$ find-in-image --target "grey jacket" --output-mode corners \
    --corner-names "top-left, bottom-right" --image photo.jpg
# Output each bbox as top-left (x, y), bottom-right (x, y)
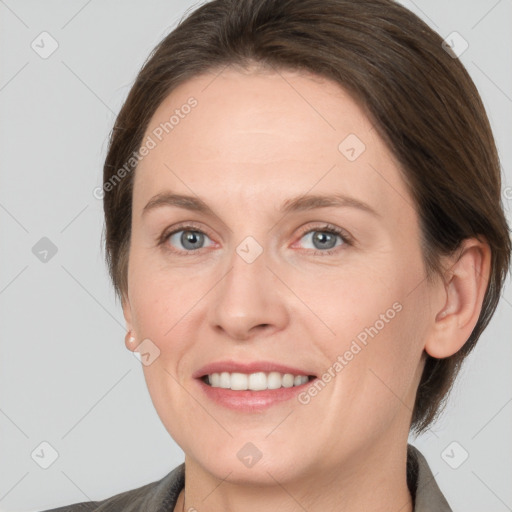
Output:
top-left (40, 444), bottom-right (452, 511)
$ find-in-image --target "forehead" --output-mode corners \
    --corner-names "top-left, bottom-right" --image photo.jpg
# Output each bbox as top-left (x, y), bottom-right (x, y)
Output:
top-left (133, 66), bottom-right (413, 222)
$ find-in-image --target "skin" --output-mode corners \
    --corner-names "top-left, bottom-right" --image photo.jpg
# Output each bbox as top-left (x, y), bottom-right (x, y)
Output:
top-left (121, 65), bottom-right (490, 512)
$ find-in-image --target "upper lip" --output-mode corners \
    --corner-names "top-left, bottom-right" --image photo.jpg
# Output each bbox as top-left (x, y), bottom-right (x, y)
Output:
top-left (193, 360), bottom-right (317, 379)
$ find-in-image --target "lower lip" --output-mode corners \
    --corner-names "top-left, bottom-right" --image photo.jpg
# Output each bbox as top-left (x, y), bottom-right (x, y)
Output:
top-left (196, 377), bottom-right (317, 412)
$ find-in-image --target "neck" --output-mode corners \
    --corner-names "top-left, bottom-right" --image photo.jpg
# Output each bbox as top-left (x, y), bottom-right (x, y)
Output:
top-left (178, 438), bottom-right (413, 512)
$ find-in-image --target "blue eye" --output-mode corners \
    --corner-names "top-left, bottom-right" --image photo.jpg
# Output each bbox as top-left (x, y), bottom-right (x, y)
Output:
top-left (164, 227), bottom-right (215, 253)
top-left (159, 223), bottom-right (352, 256)
top-left (296, 225), bottom-right (350, 255)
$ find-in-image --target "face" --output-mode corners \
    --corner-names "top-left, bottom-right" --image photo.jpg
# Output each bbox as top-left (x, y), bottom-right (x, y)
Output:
top-left (122, 65), bottom-right (437, 484)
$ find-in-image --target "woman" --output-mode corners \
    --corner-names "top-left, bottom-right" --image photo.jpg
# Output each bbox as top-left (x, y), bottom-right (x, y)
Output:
top-left (42, 0), bottom-right (511, 510)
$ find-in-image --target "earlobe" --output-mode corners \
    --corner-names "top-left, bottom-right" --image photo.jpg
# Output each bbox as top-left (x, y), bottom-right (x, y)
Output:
top-left (125, 330), bottom-right (137, 351)
top-left (425, 238), bottom-right (491, 359)
top-left (121, 293), bottom-right (136, 351)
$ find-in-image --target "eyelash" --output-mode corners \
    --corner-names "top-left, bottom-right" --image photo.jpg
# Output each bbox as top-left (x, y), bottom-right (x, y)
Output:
top-left (157, 222), bottom-right (353, 257)
top-left (294, 223), bottom-right (353, 256)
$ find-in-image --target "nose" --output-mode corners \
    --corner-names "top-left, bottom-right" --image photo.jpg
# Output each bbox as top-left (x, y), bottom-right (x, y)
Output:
top-left (208, 244), bottom-right (289, 341)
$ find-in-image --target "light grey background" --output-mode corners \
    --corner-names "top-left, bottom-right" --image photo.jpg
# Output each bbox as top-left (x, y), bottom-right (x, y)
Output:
top-left (0, 1), bottom-right (510, 511)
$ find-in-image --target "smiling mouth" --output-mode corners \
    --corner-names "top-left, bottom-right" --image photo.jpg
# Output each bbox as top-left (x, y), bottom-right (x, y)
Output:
top-left (200, 372), bottom-right (316, 391)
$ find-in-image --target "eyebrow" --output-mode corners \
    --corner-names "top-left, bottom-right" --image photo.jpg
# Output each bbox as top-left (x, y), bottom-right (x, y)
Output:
top-left (142, 191), bottom-right (379, 218)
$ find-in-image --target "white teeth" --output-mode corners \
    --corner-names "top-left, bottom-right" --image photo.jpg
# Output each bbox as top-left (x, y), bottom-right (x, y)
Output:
top-left (206, 371), bottom-right (310, 390)
top-left (249, 372), bottom-right (267, 390)
top-left (267, 371), bottom-right (283, 389)
top-left (293, 375), bottom-right (303, 386)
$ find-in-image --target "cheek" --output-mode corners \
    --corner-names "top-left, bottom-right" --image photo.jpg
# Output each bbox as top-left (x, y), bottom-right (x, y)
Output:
top-left (128, 248), bottom-right (204, 336)
top-left (363, 293), bottom-right (428, 406)
top-left (315, 261), bottom-right (427, 412)
top-left (324, 309), bottom-right (424, 449)
top-left (292, 260), bottom-right (406, 347)
top-left (140, 359), bottom-right (197, 452)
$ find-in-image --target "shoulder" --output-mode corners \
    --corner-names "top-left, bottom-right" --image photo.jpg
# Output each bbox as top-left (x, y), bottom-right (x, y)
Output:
top-left (407, 444), bottom-right (452, 512)
top-left (38, 462), bottom-right (185, 512)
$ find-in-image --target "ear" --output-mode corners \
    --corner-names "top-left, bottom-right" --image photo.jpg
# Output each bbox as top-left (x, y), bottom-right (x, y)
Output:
top-left (121, 293), bottom-right (136, 352)
top-left (425, 237), bottom-right (491, 358)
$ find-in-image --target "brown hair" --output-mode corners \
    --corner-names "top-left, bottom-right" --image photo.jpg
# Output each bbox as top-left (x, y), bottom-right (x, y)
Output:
top-left (102, 0), bottom-right (511, 434)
